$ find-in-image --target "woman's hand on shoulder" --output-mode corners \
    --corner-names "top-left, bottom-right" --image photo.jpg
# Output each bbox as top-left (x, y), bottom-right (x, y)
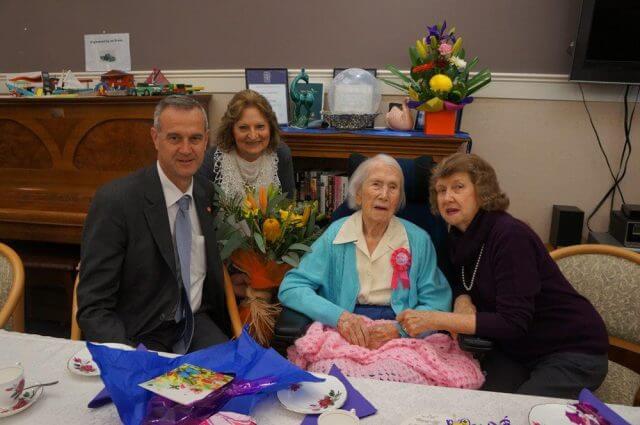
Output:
top-left (367, 322), bottom-right (400, 350)
top-left (397, 309), bottom-right (434, 337)
top-left (337, 311), bottom-right (370, 348)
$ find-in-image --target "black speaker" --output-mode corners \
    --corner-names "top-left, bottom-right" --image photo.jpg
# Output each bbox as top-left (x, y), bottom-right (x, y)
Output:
top-left (549, 205), bottom-right (584, 248)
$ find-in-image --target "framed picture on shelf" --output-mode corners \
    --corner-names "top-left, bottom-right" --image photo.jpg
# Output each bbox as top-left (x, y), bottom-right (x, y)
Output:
top-left (245, 68), bottom-right (289, 125)
top-left (332, 68), bottom-right (377, 78)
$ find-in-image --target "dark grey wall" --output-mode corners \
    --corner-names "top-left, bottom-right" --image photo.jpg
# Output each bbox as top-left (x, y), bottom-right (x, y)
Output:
top-left (1, 0), bottom-right (581, 74)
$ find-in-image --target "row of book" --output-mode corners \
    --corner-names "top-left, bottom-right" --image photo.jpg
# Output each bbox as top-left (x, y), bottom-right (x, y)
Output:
top-left (294, 171), bottom-right (350, 215)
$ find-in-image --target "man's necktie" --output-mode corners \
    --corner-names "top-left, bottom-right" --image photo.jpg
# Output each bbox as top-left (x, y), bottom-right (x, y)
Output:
top-left (173, 194), bottom-right (194, 354)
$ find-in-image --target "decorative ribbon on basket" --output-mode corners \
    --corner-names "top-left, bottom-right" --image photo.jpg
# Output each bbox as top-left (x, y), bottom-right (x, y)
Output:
top-left (230, 249), bottom-right (292, 346)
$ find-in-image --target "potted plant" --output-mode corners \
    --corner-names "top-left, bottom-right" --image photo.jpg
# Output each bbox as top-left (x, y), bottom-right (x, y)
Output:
top-left (381, 21), bottom-right (491, 135)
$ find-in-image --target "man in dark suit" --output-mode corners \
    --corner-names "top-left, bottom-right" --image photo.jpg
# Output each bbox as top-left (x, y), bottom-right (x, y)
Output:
top-left (77, 95), bottom-right (230, 353)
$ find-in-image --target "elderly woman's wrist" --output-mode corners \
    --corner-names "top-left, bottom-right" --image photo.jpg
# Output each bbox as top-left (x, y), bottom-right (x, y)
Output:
top-left (337, 311), bottom-right (353, 327)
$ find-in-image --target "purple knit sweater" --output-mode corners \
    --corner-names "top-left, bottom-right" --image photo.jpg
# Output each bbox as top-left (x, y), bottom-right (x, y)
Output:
top-left (449, 211), bottom-right (608, 363)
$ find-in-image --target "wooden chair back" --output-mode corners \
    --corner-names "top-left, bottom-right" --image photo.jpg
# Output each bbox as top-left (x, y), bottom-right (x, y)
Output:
top-left (0, 243), bottom-right (25, 332)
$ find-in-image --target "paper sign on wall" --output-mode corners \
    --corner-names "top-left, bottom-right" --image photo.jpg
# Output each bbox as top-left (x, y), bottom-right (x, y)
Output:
top-left (84, 33), bottom-right (131, 72)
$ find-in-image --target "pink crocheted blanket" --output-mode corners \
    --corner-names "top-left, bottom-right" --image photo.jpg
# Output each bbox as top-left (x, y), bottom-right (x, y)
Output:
top-left (288, 320), bottom-right (485, 389)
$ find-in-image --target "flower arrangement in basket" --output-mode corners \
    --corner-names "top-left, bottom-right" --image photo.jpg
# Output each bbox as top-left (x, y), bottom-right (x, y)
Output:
top-left (381, 21), bottom-right (491, 134)
top-left (214, 184), bottom-right (322, 345)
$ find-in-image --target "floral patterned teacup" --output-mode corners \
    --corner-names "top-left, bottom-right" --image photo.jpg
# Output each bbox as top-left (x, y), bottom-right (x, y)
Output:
top-left (0, 364), bottom-right (25, 409)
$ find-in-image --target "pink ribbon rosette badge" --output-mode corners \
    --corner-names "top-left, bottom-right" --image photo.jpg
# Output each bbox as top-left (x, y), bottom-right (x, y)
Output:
top-left (390, 248), bottom-right (411, 290)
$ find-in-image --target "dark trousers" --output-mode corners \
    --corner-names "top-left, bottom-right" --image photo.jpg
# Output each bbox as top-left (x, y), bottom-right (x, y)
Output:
top-left (137, 311), bottom-right (228, 353)
top-left (481, 349), bottom-right (608, 399)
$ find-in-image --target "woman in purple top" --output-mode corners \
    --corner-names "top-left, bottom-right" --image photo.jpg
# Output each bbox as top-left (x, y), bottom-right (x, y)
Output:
top-left (398, 153), bottom-right (608, 398)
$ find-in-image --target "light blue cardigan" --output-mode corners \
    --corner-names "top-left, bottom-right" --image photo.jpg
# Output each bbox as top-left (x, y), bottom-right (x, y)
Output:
top-left (278, 216), bottom-right (452, 328)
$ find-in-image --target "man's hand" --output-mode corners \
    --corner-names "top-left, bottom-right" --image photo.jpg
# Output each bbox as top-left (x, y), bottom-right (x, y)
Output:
top-left (397, 309), bottom-right (434, 337)
top-left (368, 323), bottom-right (400, 350)
top-left (337, 312), bottom-right (370, 347)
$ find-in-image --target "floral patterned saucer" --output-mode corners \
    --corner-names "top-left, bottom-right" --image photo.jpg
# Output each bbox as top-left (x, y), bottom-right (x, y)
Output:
top-left (67, 343), bottom-right (134, 377)
top-left (276, 373), bottom-right (347, 415)
top-left (0, 385), bottom-right (43, 418)
top-left (67, 347), bottom-right (100, 377)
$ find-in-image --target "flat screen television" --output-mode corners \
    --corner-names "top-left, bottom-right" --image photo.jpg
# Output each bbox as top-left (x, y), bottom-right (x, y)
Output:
top-left (570, 0), bottom-right (640, 84)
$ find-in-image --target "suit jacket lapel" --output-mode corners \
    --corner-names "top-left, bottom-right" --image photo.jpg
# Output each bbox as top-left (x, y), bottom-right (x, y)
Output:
top-left (143, 165), bottom-right (177, 278)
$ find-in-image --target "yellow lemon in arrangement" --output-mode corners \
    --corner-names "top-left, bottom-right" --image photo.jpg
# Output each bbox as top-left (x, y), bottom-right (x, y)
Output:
top-left (429, 74), bottom-right (453, 93)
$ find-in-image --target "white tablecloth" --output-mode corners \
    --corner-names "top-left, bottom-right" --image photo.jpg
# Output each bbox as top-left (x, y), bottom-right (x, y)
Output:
top-left (2, 330), bottom-right (639, 424)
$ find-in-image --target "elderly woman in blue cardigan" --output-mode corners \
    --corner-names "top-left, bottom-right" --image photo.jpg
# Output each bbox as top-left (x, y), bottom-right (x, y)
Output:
top-left (278, 154), bottom-right (452, 349)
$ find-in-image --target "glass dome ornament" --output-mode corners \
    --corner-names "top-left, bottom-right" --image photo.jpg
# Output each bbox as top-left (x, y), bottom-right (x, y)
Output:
top-left (323, 68), bottom-right (381, 129)
top-left (328, 68), bottom-right (381, 114)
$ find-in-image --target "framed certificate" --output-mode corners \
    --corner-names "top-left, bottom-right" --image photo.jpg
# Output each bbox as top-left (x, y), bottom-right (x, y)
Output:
top-left (245, 68), bottom-right (290, 125)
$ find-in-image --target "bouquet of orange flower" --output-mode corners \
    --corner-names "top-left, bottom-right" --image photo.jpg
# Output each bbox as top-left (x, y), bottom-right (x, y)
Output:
top-left (214, 184), bottom-right (322, 345)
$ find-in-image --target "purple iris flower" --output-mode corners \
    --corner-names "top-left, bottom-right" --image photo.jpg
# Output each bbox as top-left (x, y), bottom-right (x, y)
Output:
top-left (426, 21), bottom-right (457, 44)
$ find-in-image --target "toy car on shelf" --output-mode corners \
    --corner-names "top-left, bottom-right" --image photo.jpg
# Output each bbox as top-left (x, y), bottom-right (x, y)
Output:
top-left (129, 82), bottom-right (204, 96)
top-left (130, 83), bottom-right (164, 96)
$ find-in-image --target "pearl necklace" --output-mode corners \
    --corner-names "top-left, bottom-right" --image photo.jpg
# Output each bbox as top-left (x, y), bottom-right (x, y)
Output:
top-left (461, 244), bottom-right (484, 291)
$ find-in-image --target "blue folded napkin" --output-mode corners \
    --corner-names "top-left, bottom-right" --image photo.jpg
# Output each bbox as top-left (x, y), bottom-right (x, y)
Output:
top-left (578, 389), bottom-right (632, 425)
top-left (88, 343), bottom-right (147, 408)
top-left (301, 365), bottom-right (377, 425)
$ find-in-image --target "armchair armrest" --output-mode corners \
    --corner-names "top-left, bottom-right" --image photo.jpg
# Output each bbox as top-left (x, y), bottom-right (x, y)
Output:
top-left (458, 333), bottom-right (493, 354)
top-left (272, 307), bottom-right (313, 356)
top-left (609, 335), bottom-right (640, 375)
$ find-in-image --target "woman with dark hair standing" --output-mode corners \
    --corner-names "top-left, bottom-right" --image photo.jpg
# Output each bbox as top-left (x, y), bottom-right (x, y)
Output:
top-left (398, 153), bottom-right (608, 398)
top-left (198, 89), bottom-right (295, 199)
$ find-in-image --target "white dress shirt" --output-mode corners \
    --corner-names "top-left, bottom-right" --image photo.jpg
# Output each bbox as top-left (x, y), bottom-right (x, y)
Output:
top-left (333, 210), bottom-right (410, 305)
top-left (157, 162), bottom-right (206, 312)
